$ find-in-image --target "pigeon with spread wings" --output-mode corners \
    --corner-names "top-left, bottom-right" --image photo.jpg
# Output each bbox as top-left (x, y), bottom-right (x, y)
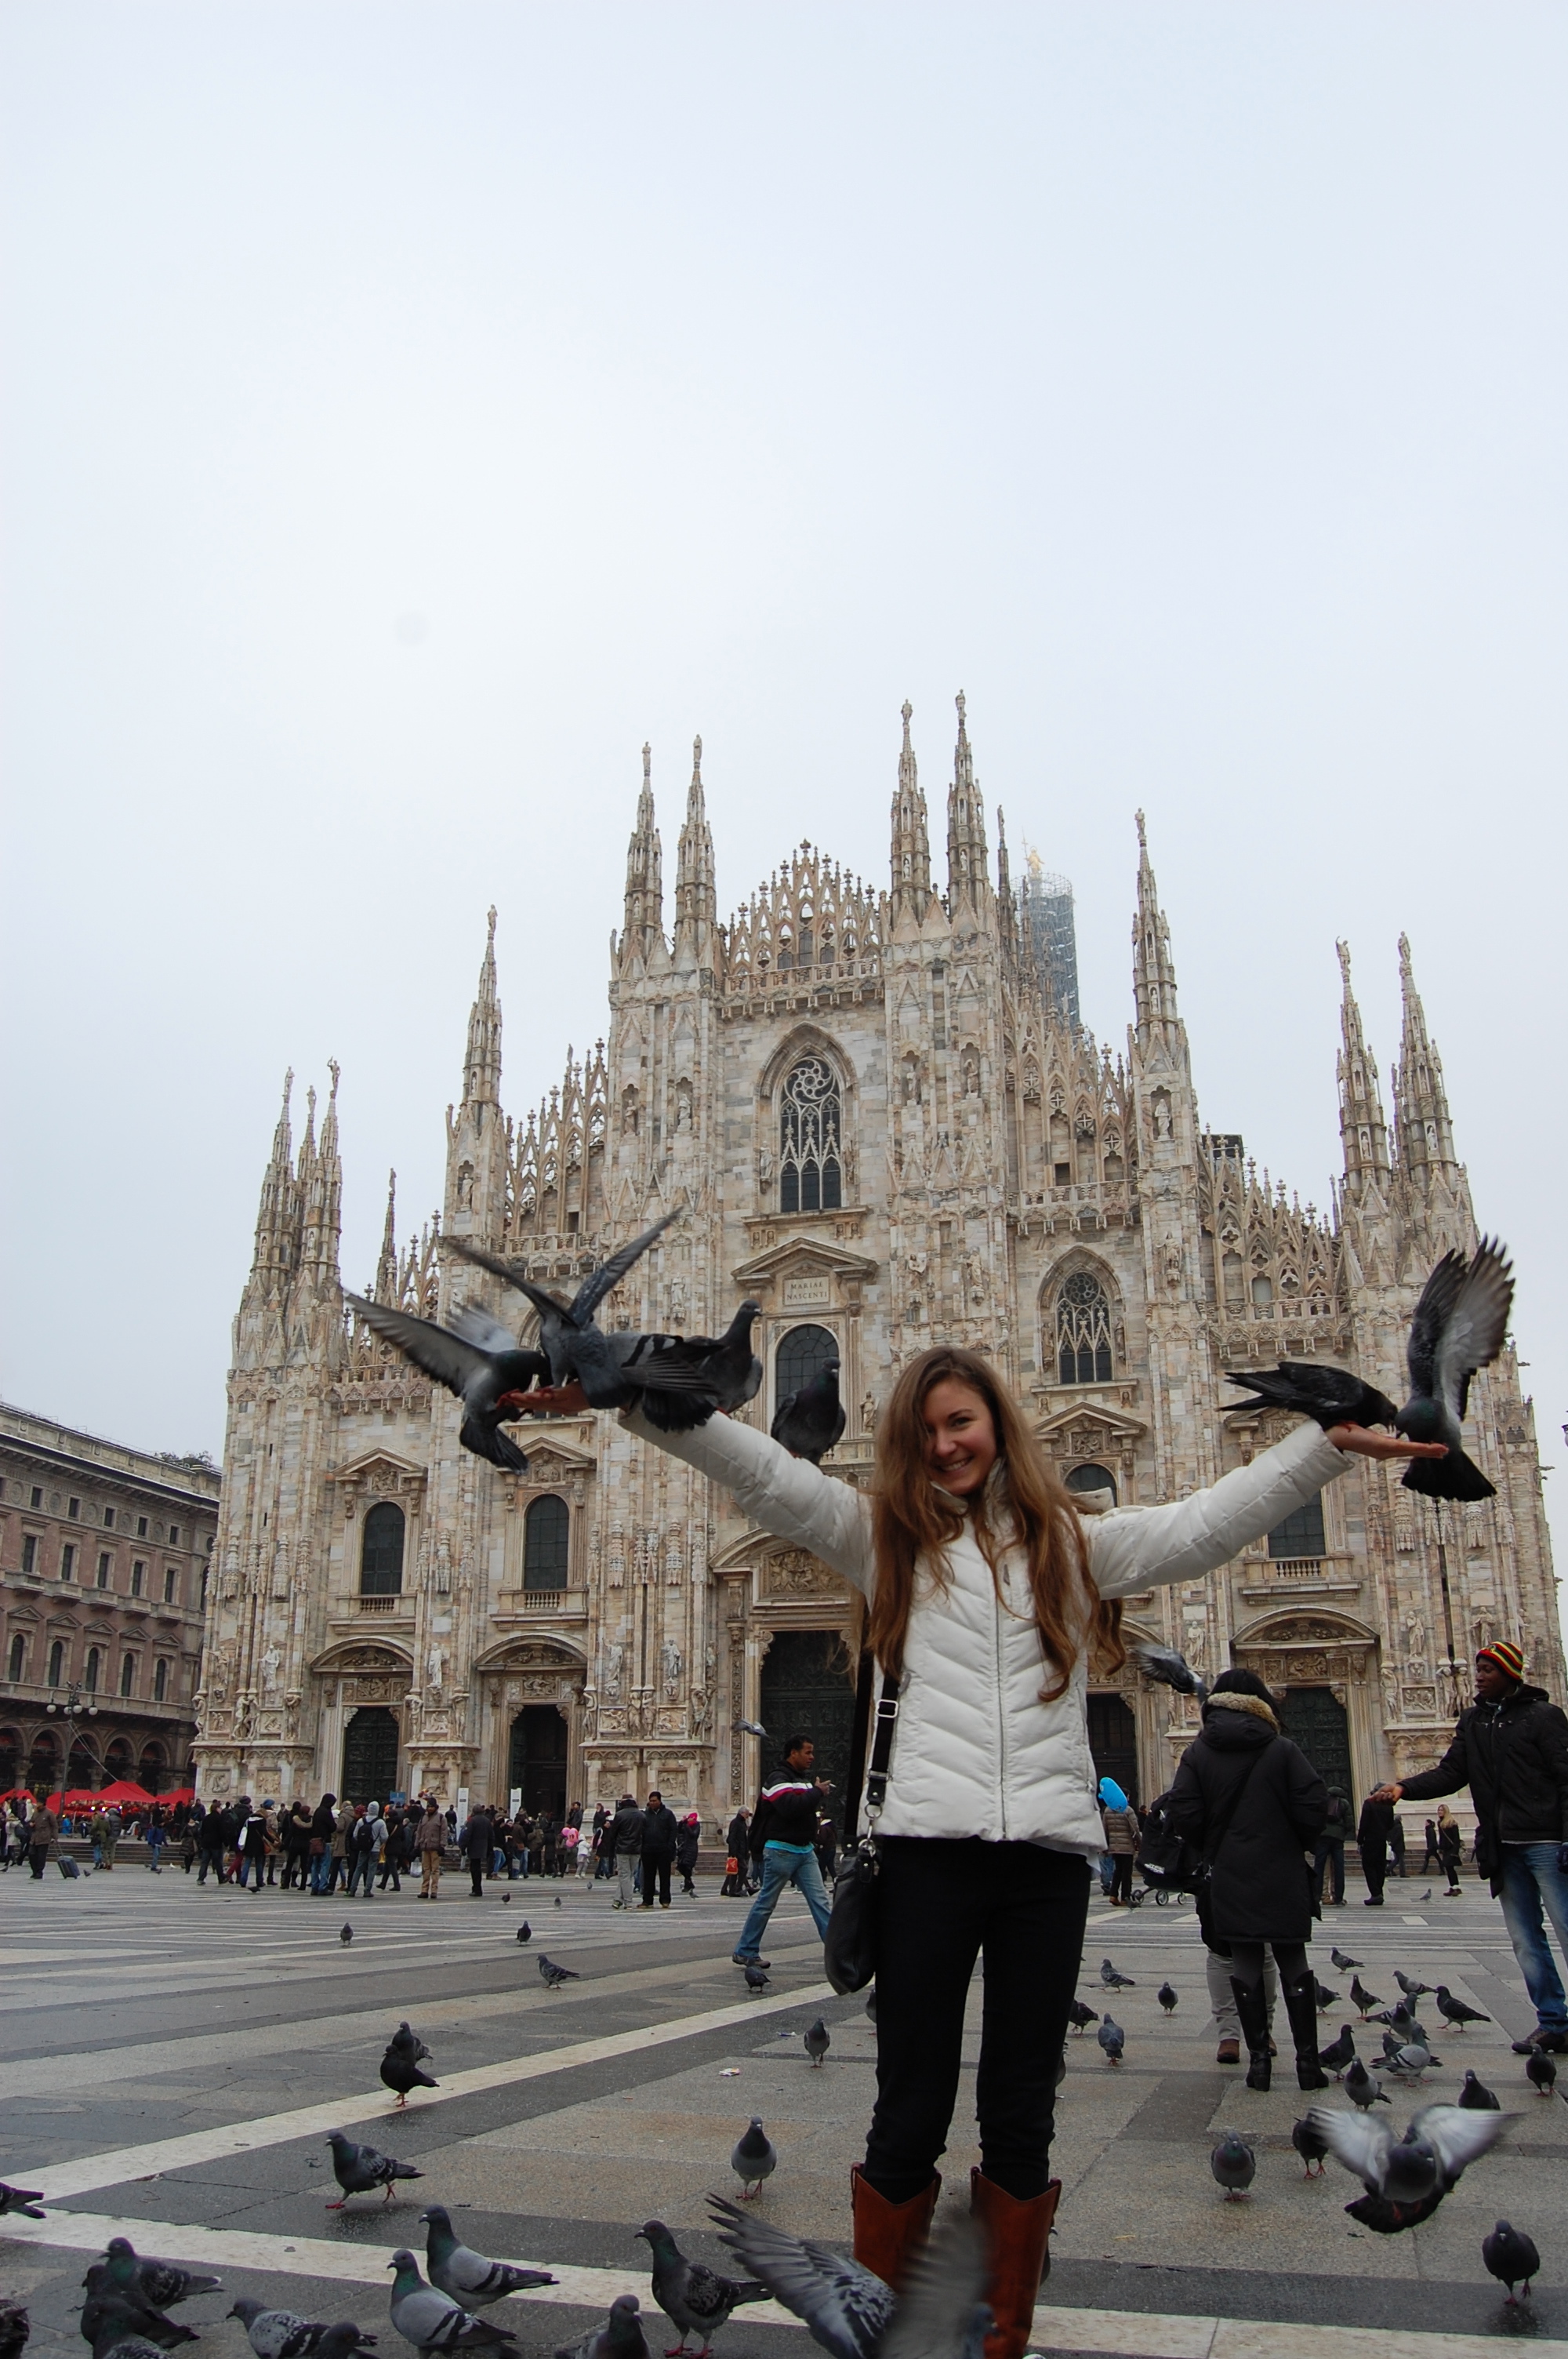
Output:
top-left (1396, 1238), bottom-right (1514, 1501)
top-left (342, 1297), bottom-right (546, 1474)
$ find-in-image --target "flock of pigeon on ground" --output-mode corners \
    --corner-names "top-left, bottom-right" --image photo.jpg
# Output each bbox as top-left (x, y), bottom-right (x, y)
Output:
top-left (347, 1212), bottom-right (1512, 1499)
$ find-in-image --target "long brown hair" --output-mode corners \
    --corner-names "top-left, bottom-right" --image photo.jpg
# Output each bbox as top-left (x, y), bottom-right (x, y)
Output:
top-left (867, 1345), bottom-right (1123, 1700)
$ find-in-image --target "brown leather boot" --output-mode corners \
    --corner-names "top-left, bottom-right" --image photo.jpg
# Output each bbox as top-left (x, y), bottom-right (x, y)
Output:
top-left (850, 2167), bottom-right (941, 2290)
top-left (970, 2169), bottom-right (1060, 2359)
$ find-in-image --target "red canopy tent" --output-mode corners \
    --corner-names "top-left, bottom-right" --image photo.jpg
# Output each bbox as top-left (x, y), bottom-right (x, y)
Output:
top-left (160, 1788), bottom-right (196, 1808)
top-left (96, 1781), bottom-right (156, 1808)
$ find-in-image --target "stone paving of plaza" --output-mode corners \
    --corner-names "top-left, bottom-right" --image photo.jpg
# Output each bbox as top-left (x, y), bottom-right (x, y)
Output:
top-left (2, 1866), bottom-right (1566, 2359)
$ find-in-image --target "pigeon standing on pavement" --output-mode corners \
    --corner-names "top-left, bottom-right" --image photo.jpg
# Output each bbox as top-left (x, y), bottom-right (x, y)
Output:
top-left (1394, 1972), bottom-right (1433, 2001)
top-left (1314, 1983), bottom-right (1339, 2012)
top-left (341, 1924), bottom-right (354, 1946)
top-left (538, 1954), bottom-right (579, 1991)
top-left (325, 2131), bottom-right (423, 2208)
top-left (1097, 2017), bottom-right (1125, 2066)
top-left (1157, 1984), bottom-right (1178, 2016)
top-left (1330, 1949), bottom-right (1364, 1973)
top-left (635, 2219), bottom-right (768, 2357)
top-left (1291, 2119), bottom-right (1329, 2177)
top-left (0, 2306), bottom-right (26, 2359)
top-left (554, 2298), bottom-right (649, 2359)
top-left (1436, 1987), bottom-right (1490, 2033)
top-left (1345, 2059), bottom-right (1392, 2110)
top-left (1224, 1365), bottom-right (1399, 1432)
top-left (804, 2020), bottom-right (830, 2068)
top-left (1525, 2049), bottom-right (1557, 2096)
top-left (88, 2244), bottom-right (222, 2311)
top-left (771, 1361), bottom-right (846, 1464)
top-left (382, 2026), bottom-right (437, 2106)
top-left (1318, 2026), bottom-right (1356, 2077)
top-left (731, 2119), bottom-right (777, 2199)
top-left (420, 2208), bottom-right (557, 2311)
top-left (228, 2303), bottom-right (378, 2359)
top-left (1482, 2223), bottom-right (1541, 2305)
top-left (80, 2288), bottom-right (194, 2353)
top-left (516, 1924), bottom-right (532, 1945)
top-left (1210, 2133), bottom-right (1257, 2199)
top-left (0, 2185), bottom-right (45, 2220)
top-left (1350, 1977), bottom-right (1381, 2018)
top-left (743, 1963), bottom-right (770, 1995)
top-left (84, 2303), bottom-right (187, 2359)
top-left (1396, 1236), bottom-right (1514, 1500)
top-left (1067, 2000), bottom-right (1098, 2034)
top-left (1459, 2070), bottom-right (1501, 2110)
top-left (1100, 1959), bottom-right (1134, 1990)
top-left (343, 1295), bottom-right (550, 1475)
top-left (387, 2255), bottom-right (518, 2354)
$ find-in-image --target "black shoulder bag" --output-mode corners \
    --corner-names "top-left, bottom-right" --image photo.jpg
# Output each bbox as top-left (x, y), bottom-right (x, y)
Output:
top-left (822, 1652), bottom-right (900, 1996)
top-left (1192, 1747), bottom-right (1267, 1941)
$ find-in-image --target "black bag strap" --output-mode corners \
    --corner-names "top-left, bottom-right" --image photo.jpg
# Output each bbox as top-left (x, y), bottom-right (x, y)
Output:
top-left (843, 1651), bottom-right (901, 1846)
top-left (1202, 1743), bottom-right (1269, 1866)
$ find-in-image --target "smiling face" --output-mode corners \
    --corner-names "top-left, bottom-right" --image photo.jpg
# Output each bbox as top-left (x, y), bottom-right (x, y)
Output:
top-left (919, 1377), bottom-right (1000, 1498)
top-left (1474, 1655), bottom-right (1516, 1704)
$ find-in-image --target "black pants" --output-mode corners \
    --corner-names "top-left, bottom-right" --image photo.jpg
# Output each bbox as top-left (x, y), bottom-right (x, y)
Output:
top-left (864, 1837), bottom-right (1089, 2205)
top-left (1362, 1837), bottom-right (1387, 1899)
top-left (640, 1852), bottom-right (673, 1906)
top-left (1313, 1837), bottom-right (1345, 1904)
top-left (1109, 1855), bottom-right (1134, 1904)
top-left (1228, 1937), bottom-right (1308, 1993)
top-left (470, 1857), bottom-right (485, 1895)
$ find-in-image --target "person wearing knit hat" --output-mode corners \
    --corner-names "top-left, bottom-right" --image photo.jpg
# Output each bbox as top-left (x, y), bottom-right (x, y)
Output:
top-left (1372, 1644), bottom-right (1568, 2055)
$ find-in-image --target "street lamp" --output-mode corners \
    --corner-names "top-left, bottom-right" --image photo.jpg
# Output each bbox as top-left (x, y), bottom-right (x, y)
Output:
top-left (45, 1683), bottom-right (98, 1719)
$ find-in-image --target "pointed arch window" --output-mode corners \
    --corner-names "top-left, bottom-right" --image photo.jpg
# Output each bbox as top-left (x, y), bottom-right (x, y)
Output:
top-left (780, 1056), bottom-right (843, 1214)
top-left (523, 1496), bottom-right (570, 1592)
top-left (360, 1503), bottom-right (405, 1597)
top-left (1055, 1270), bottom-right (1113, 1385)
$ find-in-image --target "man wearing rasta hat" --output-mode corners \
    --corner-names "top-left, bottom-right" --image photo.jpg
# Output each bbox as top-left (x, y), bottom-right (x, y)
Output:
top-left (1372, 1642), bottom-right (1568, 2054)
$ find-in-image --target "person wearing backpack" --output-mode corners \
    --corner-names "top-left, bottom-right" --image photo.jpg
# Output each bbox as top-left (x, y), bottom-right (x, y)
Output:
top-left (1168, 1667), bottom-right (1330, 2093)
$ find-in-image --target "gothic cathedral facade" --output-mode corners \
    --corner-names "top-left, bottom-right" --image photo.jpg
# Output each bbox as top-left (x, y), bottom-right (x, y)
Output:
top-left (197, 700), bottom-right (1563, 1819)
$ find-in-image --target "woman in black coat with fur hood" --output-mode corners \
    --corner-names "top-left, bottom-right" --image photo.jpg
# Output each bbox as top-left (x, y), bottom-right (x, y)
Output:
top-left (1169, 1667), bottom-right (1329, 2093)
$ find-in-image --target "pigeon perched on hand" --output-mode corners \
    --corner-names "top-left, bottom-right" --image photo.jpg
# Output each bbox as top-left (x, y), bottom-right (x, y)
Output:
top-left (771, 1361), bottom-right (846, 1464)
top-left (1350, 1977), bottom-right (1381, 2017)
top-left (554, 2298), bottom-right (649, 2359)
top-left (709, 2194), bottom-right (989, 2359)
top-left (1157, 1984), bottom-right (1178, 2016)
top-left (382, 2026), bottom-right (438, 2106)
top-left (1100, 1959), bottom-right (1134, 1989)
top-left (228, 2303), bottom-right (377, 2359)
top-left (1291, 2118), bottom-right (1328, 2177)
top-left (1210, 2132), bottom-right (1256, 2199)
top-left (1225, 1364), bottom-right (1399, 1432)
top-left (0, 2184), bottom-right (45, 2220)
top-left (1330, 1948), bottom-right (1363, 1972)
top-left (1066, 2000), bottom-right (1098, 2034)
top-left (731, 2117), bottom-right (776, 2198)
top-left (1396, 1237), bottom-right (1514, 1500)
top-left (420, 2208), bottom-right (556, 2311)
top-left (630, 1304), bottom-right (764, 1425)
top-left (325, 2130), bottom-right (423, 2208)
top-left (1097, 2016), bottom-right (1125, 2065)
top-left (1306, 2102), bottom-right (1511, 2228)
top-left (1435, 1986), bottom-right (1490, 2032)
top-left (1344, 2059), bottom-right (1391, 2110)
top-left (636, 2219), bottom-right (767, 2357)
top-left (1459, 2070), bottom-right (1501, 2110)
top-left (89, 2245), bottom-right (221, 2313)
top-left (343, 1294), bottom-right (549, 1475)
top-left (387, 2254), bottom-right (517, 2354)
top-left (804, 2020), bottom-right (830, 2068)
top-left (1482, 2222), bottom-right (1541, 2305)
top-left (537, 1954), bottom-right (579, 1990)
top-left (1134, 1645), bottom-right (1208, 1705)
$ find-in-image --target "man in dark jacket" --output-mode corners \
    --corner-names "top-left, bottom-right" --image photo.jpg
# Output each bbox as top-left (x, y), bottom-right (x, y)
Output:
top-left (722, 1808), bottom-right (750, 1897)
top-left (198, 1803), bottom-right (231, 1885)
top-left (731, 1736), bottom-right (834, 1968)
top-left (1313, 1788), bottom-right (1350, 1906)
top-left (1372, 1641), bottom-right (1568, 2053)
top-left (638, 1791), bottom-right (679, 1909)
top-left (1356, 1792), bottom-right (1397, 1907)
top-left (463, 1803), bottom-right (494, 1898)
top-left (608, 1793), bottom-right (643, 1908)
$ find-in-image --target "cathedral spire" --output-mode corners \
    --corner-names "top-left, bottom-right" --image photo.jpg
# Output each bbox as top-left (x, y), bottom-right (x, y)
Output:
top-left (888, 700), bottom-right (932, 921)
top-left (462, 908), bottom-right (503, 1107)
top-left (1335, 940), bottom-right (1391, 1202)
top-left (946, 690), bottom-right (990, 917)
top-left (376, 1168), bottom-right (398, 1303)
top-left (248, 1068), bottom-right (297, 1292)
top-left (620, 743), bottom-right (666, 965)
top-left (1131, 811), bottom-right (1185, 1060)
top-left (995, 805), bottom-right (1021, 969)
top-left (673, 732), bottom-right (716, 955)
top-left (299, 1059), bottom-right (343, 1286)
top-left (1392, 932), bottom-right (1461, 1199)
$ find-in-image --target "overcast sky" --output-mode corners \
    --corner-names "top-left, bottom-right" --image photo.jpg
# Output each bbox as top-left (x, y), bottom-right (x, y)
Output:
top-left (3, 4), bottom-right (1565, 1578)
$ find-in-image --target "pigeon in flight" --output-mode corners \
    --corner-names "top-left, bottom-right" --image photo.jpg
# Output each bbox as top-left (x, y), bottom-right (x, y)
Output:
top-left (1318, 2026), bottom-right (1356, 2077)
top-left (1157, 1984), bottom-right (1178, 2016)
top-left (0, 2184), bottom-right (45, 2220)
top-left (1290, 2118), bottom-right (1328, 2177)
top-left (554, 2299), bottom-right (650, 2359)
top-left (1097, 2016), bottom-right (1125, 2066)
top-left (382, 2026), bottom-right (437, 2106)
top-left (709, 2194), bottom-right (989, 2359)
top-left (0, 2306), bottom-right (26, 2359)
top-left (1134, 1645), bottom-right (1208, 1705)
top-left (325, 2130), bottom-right (423, 2208)
top-left (1306, 2102), bottom-right (1511, 2228)
top-left (1524, 2048), bottom-right (1557, 2096)
top-left (1066, 2000), bottom-right (1098, 2034)
top-left (1224, 1364), bottom-right (1399, 1432)
top-left (420, 2208), bottom-right (556, 2312)
top-left (771, 1361), bottom-right (846, 1464)
top-left (804, 2020), bottom-right (831, 2068)
top-left (1330, 1948), bottom-right (1363, 1972)
top-left (1396, 1238), bottom-right (1514, 1500)
top-left (1210, 2132), bottom-right (1256, 2200)
top-left (1482, 2222), bottom-right (1541, 2305)
top-left (732, 1720), bottom-right (768, 1739)
top-left (731, 2118), bottom-right (777, 2198)
top-left (1458, 2070), bottom-right (1501, 2111)
top-left (344, 1293), bottom-right (549, 1474)
top-left (1100, 1958), bottom-right (1134, 1990)
top-left (1435, 1986), bottom-right (1490, 2032)
top-left (538, 1954), bottom-right (579, 1990)
top-left (88, 2245), bottom-right (222, 2312)
top-left (635, 2219), bottom-right (768, 2357)
top-left (387, 2254), bottom-right (518, 2354)
top-left (228, 2305), bottom-right (378, 2359)
top-left (1344, 2059), bottom-right (1391, 2110)
top-left (1350, 1976), bottom-right (1381, 2017)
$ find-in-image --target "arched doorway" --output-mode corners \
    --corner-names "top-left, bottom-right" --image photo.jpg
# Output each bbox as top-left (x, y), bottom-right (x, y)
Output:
top-left (27, 1732), bottom-right (59, 1798)
top-left (758, 1630), bottom-right (855, 1808)
top-left (138, 1743), bottom-right (167, 1796)
top-left (509, 1707), bottom-right (567, 1819)
top-left (343, 1707), bottom-right (400, 1802)
top-left (1277, 1686), bottom-right (1352, 1802)
top-left (1087, 1692), bottom-right (1139, 1804)
top-left (102, 1739), bottom-right (133, 1789)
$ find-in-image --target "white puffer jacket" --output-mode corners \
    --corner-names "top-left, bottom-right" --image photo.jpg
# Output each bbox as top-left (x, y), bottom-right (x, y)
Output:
top-left (626, 1409), bottom-right (1346, 1856)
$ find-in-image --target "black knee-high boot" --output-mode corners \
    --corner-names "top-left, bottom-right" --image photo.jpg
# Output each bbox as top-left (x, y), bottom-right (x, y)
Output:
top-left (1230, 1976), bottom-right (1272, 2092)
top-left (1283, 1971), bottom-right (1329, 2089)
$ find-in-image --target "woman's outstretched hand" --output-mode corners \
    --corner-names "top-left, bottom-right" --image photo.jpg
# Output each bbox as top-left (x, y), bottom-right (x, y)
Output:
top-left (500, 1381), bottom-right (589, 1417)
top-left (1326, 1423), bottom-right (1449, 1461)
